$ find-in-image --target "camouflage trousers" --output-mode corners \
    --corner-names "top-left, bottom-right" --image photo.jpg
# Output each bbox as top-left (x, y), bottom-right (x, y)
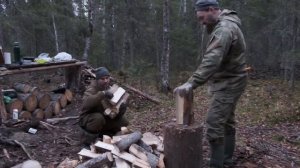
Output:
top-left (79, 112), bottom-right (129, 135)
top-left (206, 89), bottom-right (245, 142)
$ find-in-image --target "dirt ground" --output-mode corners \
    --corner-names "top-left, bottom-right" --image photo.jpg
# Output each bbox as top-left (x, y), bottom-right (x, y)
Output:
top-left (0, 71), bottom-right (300, 168)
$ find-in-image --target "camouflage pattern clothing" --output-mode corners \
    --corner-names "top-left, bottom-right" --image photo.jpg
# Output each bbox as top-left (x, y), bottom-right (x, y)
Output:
top-left (79, 80), bottom-right (128, 135)
top-left (187, 9), bottom-right (247, 141)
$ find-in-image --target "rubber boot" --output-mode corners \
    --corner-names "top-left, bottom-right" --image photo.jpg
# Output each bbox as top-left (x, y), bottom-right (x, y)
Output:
top-left (209, 138), bottom-right (225, 168)
top-left (224, 133), bottom-right (235, 167)
top-left (80, 128), bottom-right (98, 150)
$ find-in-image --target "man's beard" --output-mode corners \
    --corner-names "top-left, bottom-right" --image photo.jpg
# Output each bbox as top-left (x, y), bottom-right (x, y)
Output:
top-left (205, 16), bottom-right (218, 34)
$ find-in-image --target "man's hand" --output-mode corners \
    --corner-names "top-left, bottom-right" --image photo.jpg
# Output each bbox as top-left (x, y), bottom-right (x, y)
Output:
top-left (103, 90), bottom-right (114, 99)
top-left (173, 82), bottom-right (193, 96)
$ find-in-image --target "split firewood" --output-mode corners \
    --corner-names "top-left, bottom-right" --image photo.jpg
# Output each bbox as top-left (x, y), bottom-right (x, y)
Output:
top-left (111, 149), bottom-right (150, 168)
top-left (36, 93), bottom-right (51, 110)
top-left (18, 93), bottom-right (38, 112)
top-left (175, 87), bottom-right (193, 125)
top-left (114, 131), bottom-right (142, 152)
top-left (76, 152), bottom-right (113, 168)
top-left (78, 148), bottom-right (102, 159)
top-left (104, 93), bottom-right (130, 119)
top-left (94, 141), bottom-right (114, 151)
top-left (13, 83), bottom-right (31, 93)
top-left (103, 135), bottom-right (112, 144)
top-left (5, 98), bottom-right (23, 114)
top-left (57, 157), bottom-right (79, 168)
top-left (46, 116), bottom-right (79, 125)
top-left (115, 157), bottom-right (131, 168)
top-left (11, 160), bottom-right (42, 168)
top-left (110, 87), bottom-right (126, 105)
top-left (112, 134), bottom-right (129, 142)
top-left (121, 127), bottom-right (130, 135)
top-left (136, 140), bottom-right (153, 153)
top-left (141, 132), bottom-right (161, 147)
top-left (129, 144), bottom-right (159, 168)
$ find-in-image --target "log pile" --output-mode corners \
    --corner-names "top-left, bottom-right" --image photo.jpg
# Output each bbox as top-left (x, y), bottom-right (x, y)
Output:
top-left (2, 82), bottom-right (73, 121)
top-left (77, 130), bottom-right (165, 168)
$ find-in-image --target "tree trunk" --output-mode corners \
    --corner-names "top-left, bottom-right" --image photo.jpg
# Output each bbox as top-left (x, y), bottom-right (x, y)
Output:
top-left (82, 0), bottom-right (94, 61)
top-left (160, 0), bottom-right (170, 94)
top-left (289, 0), bottom-right (298, 90)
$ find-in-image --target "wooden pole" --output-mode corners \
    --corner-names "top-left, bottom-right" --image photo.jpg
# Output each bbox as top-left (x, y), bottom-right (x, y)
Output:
top-left (164, 123), bottom-right (203, 168)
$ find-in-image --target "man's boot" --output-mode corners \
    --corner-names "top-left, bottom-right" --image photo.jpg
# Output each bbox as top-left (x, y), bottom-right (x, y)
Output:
top-left (224, 133), bottom-right (235, 167)
top-left (80, 128), bottom-right (98, 149)
top-left (209, 138), bottom-right (225, 168)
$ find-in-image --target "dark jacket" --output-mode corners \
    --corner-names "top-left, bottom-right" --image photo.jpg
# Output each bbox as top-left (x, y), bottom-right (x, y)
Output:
top-left (188, 9), bottom-right (247, 92)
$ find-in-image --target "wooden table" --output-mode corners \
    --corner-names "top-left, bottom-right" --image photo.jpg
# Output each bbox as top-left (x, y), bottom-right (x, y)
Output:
top-left (0, 60), bottom-right (86, 121)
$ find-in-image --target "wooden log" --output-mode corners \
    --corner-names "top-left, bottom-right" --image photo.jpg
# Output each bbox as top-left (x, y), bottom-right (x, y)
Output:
top-left (163, 123), bottom-right (203, 168)
top-left (36, 93), bottom-right (51, 110)
top-left (29, 87), bottom-right (39, 96)
top-left (76, 152), bottom-right (113, 168)
top-left (19, 111), bottom-right (32, 120)
top-left (13, 83), bottom-right (31, 93)
top-left (114, 131), bottom-right (142, 152)
top-left (18, 93), bottom-right (37, 112)
top-left (77, 148), bottom-right (101, 159)
top-left (175, 86), bottom-right (193, 125)
top-left (44, 101), bottom-right (60, 118)
top-left (50, 94), bottom-right (67, 108)
top-left (94, 141), bottom-right (114, 151)
top-left (136, 140), bottom-right (153, 153)
top-left (129, 144), bottom-right (159, 168)
top-left (64, 89), bottom-right (73, 103)
top-left (5, 99), bottom-right (23, 114)
top-left (32, 109), bottom-right (44, 120)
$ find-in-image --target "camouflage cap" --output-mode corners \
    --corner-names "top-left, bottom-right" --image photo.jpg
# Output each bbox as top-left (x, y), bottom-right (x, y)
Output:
top-left (195, 0), bottom-right (219, 11)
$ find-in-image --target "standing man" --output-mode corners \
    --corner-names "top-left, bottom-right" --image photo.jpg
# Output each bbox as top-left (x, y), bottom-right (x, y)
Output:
top-left (79, 67), bottom-right (128, 146)
top-left (174, 0), bottom-right (247, 167)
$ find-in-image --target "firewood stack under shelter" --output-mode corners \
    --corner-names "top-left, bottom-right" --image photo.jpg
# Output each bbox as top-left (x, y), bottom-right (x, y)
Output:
top-left (2, 82), bottom-right (73, 121)
top-left (77, 129), bottom-right (165, 168)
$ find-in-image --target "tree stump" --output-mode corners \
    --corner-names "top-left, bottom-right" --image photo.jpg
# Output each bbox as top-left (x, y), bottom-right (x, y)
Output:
top-left (163, 123), bottom-right (203, 168)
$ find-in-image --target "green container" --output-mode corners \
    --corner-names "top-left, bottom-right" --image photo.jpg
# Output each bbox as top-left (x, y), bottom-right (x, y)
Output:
top-left (13, 42), bottom-right (21, 64)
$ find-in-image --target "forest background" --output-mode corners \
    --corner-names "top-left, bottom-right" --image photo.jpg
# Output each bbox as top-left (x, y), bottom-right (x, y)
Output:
top-left (0, 0), bottom-right (299, 90)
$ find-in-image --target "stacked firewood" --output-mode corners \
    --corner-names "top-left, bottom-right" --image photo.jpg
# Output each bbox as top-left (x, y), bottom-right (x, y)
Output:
top-left (3, 82), bottom-right (73, 120)
top-left (77, 129), bottom-right (165, 168)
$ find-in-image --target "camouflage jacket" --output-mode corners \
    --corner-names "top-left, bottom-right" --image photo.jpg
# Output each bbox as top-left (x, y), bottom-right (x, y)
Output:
top-left (188, 9), bottom-right (247, 92)
top-left (80, 80), bottom-right (107, 115)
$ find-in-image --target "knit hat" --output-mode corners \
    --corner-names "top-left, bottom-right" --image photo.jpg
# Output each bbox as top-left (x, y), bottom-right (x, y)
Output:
top-left (195, 0), bottom-right (219, 11)
top-left (95, 67), bottom-right (110, 79)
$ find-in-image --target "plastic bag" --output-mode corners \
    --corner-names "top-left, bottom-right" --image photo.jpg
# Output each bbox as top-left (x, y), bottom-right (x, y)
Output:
top-left (53, 52), bottom-right (72, 61)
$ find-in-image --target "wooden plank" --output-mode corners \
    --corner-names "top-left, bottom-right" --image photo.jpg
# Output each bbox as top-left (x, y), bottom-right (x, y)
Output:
top-left (77, 148), bottom-right (101, 159)
top-left (94, 141), bottom-right (115, 151)
top-left (110, 87), bottom-right (126, 105)
top-left (0, 61), bottom-right (86, 76)
top-left (103, 135), bottom-right (112, 144)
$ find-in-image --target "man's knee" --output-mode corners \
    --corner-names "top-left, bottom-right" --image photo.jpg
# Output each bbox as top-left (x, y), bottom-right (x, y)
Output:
top-left (80, 113), bottom-right (106, 134)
